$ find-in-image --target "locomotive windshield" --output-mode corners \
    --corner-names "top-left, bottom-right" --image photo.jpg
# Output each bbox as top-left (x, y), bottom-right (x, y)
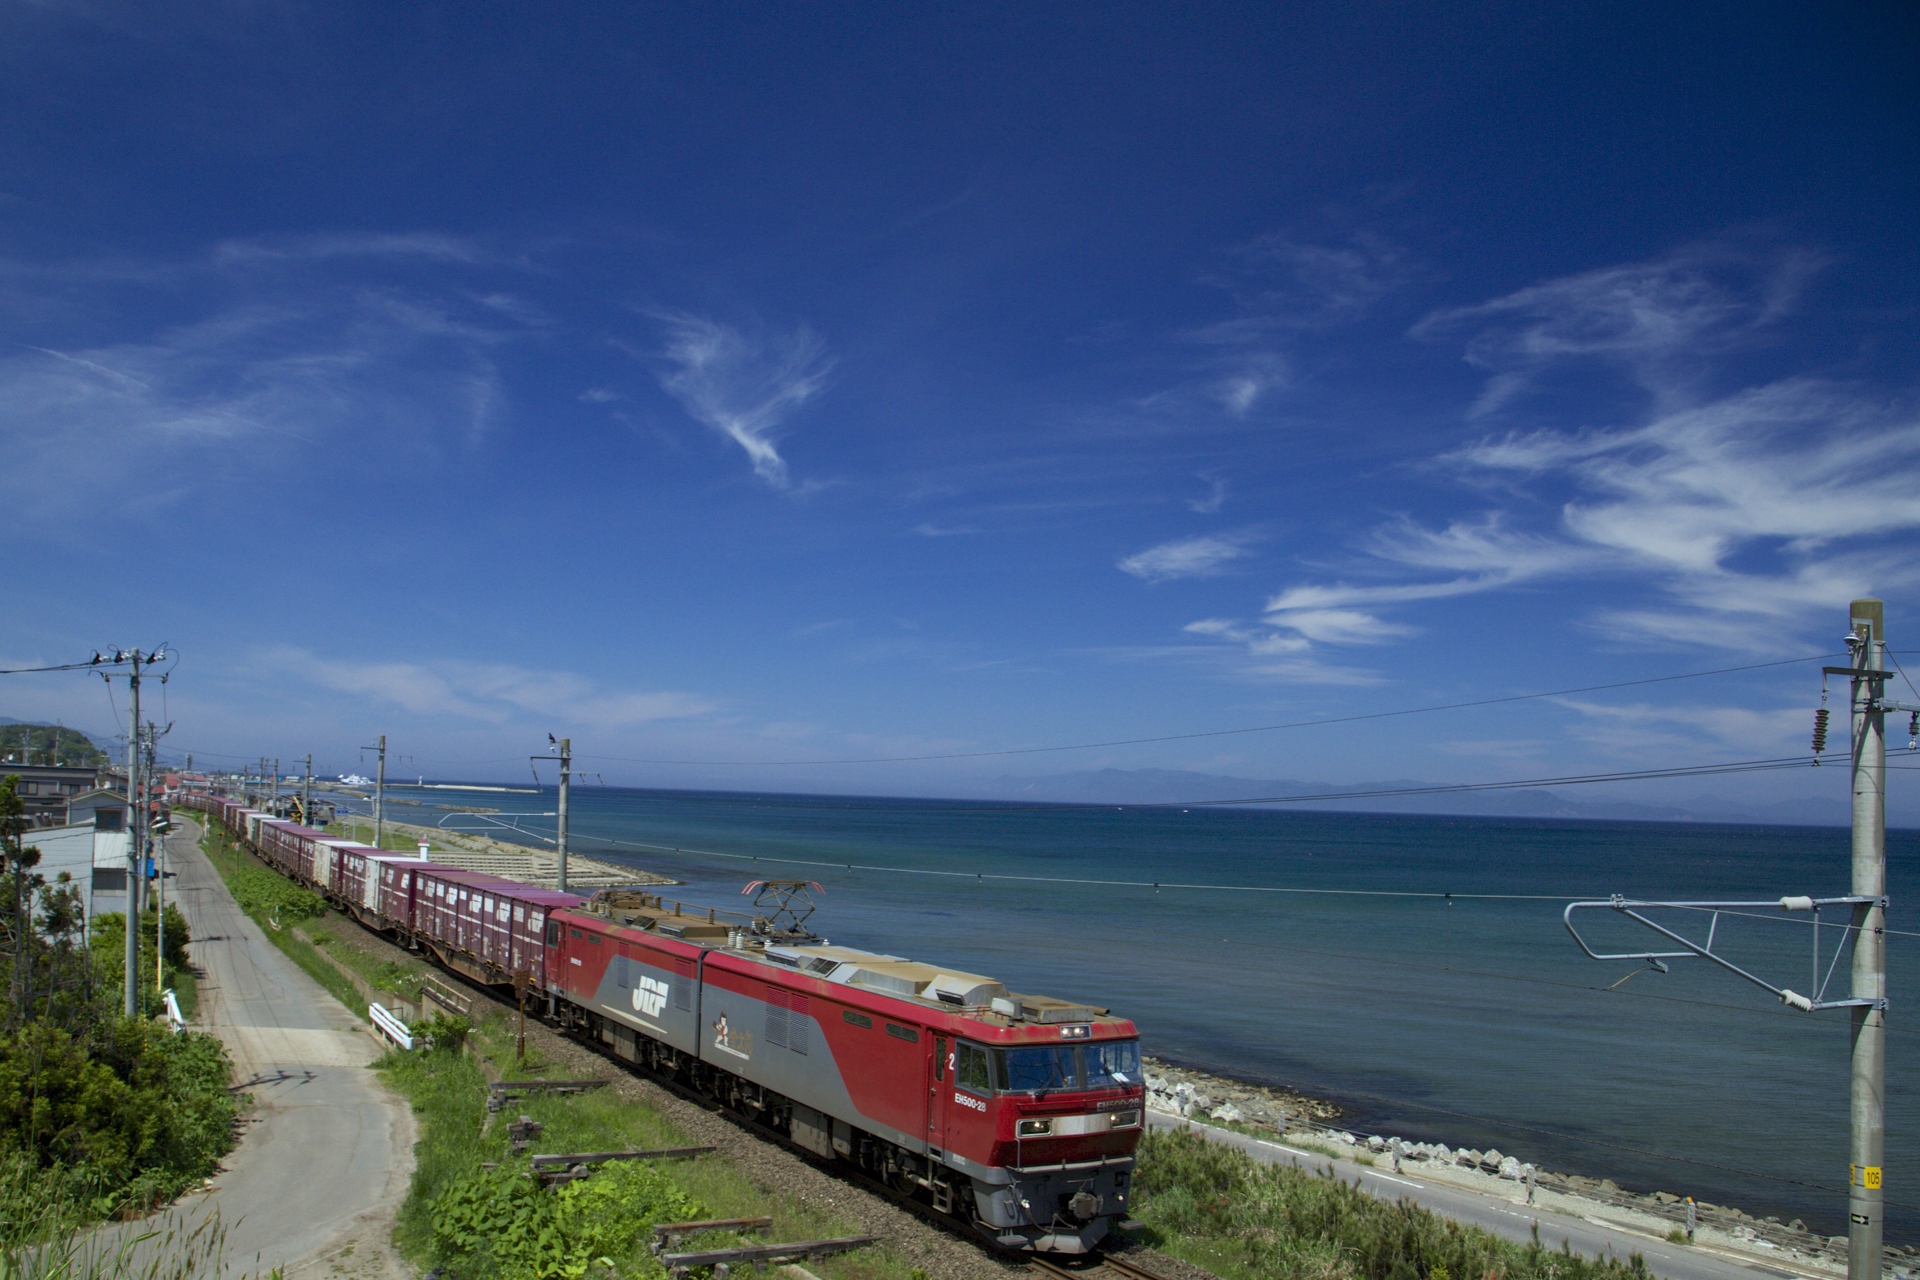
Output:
top-left (989, 1038), bottom-right (1141, 1093)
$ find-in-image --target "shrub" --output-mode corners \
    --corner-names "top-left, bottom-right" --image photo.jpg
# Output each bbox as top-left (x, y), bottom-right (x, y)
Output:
top-left (0, 1020), bottom-right (235, 1223)
top-left (409, 1013), bottom-right (471, 1054)
top-left (430, 1161), bottom-right (700, 1280)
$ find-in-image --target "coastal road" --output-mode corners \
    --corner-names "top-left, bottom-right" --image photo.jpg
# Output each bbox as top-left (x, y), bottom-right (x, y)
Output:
top-left (163, 818), bottom-right (415, 1280)
top-left (1148, 1115), bottom-right (1825, 1280)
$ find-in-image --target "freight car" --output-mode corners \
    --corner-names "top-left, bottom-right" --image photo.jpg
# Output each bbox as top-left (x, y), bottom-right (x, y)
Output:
top-left (180, 793), bottom-right (1143, 1253)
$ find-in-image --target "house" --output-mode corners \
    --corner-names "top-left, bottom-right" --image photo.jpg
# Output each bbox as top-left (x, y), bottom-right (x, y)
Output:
top-left (0, 764), bottom-right (106, 826)
top-left (19, 821), bottom-right (134, 930)
top-left (67, 788), bottom-right (129, 831)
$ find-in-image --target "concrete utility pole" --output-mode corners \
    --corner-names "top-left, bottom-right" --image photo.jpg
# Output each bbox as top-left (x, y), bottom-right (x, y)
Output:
top-left (556, 737), bottom-right (571, 894)
top-left (303, 754), bottom-right (313, 827)
top-left (123, 655), bottom-right (144, 1018)
top-left (361, 735), bottom-right (387, 849)
top-left (1846, 598), bottom-right (1887, 1280)
top-left (148, 721), bottom-right (164, 996)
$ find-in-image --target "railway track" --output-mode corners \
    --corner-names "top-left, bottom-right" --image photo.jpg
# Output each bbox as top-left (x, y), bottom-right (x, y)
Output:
top-left (1029, 1253), bottom-right (1177, 1280)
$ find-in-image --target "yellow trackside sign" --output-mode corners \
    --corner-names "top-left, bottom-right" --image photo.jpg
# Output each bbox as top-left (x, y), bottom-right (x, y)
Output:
top-left (1852, 1165), bottom-right (1883, 1190)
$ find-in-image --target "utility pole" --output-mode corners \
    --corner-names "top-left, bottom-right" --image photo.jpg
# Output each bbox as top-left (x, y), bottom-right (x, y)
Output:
top-left (148, 721), bottom-right (164, 996)
top-left (121, 652), bottom-right (148, 1018)
top-left (361, 735), bottom-right (387, 850)
top-left (1562, 599), bottom-right (1908, 1280)
top-left (303, 754), bottom-right (313, 827)
top-left (1846, 598), bottom-right (1886, 1280)
top-left (556, 737), bottom-right (570, 893)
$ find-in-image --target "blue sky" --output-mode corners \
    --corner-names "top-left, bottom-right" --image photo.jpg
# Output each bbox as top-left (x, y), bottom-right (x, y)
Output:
top-left (2, 4), bottom-right (1918, 813)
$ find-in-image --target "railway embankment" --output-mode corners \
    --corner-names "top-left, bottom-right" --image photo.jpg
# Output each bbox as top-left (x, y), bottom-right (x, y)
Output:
top-left (1141, 1060), bottom-right (1917, 1277)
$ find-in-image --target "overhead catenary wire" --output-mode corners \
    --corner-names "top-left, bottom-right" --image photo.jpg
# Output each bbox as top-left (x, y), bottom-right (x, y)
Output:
top-left (575, 652), bottom-right (1849, 768)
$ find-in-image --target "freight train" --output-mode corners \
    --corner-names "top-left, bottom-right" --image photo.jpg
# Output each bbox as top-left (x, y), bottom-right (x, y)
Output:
top-left (179, 792), bottom-right (1144, 1254)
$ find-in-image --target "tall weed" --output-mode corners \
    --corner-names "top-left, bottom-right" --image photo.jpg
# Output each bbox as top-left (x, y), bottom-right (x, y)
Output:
top-left (1135, 1129), bottom-right (1647, 1280)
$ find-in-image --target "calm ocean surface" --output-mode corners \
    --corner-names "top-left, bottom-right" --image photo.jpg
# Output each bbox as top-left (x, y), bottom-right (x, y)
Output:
top-left (382, 784), bottom-right (1917, 1239)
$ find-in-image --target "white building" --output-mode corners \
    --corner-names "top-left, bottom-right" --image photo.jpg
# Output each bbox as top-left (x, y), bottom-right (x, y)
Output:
top-left (26, 820), bottom-right (135, 930)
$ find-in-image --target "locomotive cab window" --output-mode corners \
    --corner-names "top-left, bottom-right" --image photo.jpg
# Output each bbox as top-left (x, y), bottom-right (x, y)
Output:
top-left (955, 1041), bottom-right (993, 1093)
top-left (991, 1038), bottom-right (1141, 1094)
top-left (546, 921), bottom-right (560, 944)
top-left (1085, 1038), bottom-right (1142, 1087)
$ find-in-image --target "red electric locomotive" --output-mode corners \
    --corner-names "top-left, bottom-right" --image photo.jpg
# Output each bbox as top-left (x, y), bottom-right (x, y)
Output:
top-left (548, 887), bottom-right (1143, 1253)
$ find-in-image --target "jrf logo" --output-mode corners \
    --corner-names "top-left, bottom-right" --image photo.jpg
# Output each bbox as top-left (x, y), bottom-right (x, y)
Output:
top-left (632, 975), bottom-right (670, 1018)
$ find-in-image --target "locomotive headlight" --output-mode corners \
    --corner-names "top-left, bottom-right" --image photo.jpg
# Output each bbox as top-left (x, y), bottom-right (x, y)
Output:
top-left (1109, 1110), bottom-right (1141, 1128)
top-left (1016, 1118), bottom-right (1053, 1136)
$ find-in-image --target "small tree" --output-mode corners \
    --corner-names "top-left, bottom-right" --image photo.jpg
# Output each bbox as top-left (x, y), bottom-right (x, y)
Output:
top-left (0, 777), bottom-right (44, 1031)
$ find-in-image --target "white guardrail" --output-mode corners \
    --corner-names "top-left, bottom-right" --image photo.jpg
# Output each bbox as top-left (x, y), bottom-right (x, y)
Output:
top-left (162, 988), bottom-right (185, 1033)
top-left (369, 1002), bottom-right (415, 1051)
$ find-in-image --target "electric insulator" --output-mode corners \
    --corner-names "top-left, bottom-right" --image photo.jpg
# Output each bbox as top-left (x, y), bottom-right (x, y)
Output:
top-left (1811, 707), bottom-right (1830, 755)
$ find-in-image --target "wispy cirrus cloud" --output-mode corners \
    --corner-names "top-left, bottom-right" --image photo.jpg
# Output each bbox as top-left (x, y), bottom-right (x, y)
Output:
top-left (1182, 232), bottom-right (1411, 419)
top-left (1118, 533), bottom-right (1252, 582)
top-left (1226, 240), bottom-right (1920, 654)
top-left (0, 236), bottom-right (535, 526)
top-left (269, 648), bottom-right (715, 729)
top-left (648, 313), bottom-right (832, 488)
top-left (1411, 239), bottom-right (1824, 416)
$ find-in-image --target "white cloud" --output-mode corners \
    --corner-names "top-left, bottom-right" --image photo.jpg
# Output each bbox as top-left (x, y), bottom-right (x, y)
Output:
top-left (0, 244), bottom-right (528, 525)
top-left (1119, 534), bottom-right (1251, 582)
top-left (1553, 698), bottom-right (1809, 754)
top-left (1188, 475), bottom-right (1228, 514)
top-left (1264, 608), bottom-right (1413, 645)
top-left (649, 314), bottom-right (832, 488)
top-left (1247, 242), bottom-right (1920, 652)
top-left (272, 649), bottom-right (715, 730)
top-left (1412, 241), bottom-right (1823, 415)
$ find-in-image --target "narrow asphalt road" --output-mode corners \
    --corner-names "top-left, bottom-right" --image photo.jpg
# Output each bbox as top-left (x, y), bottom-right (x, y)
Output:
top-left (1148, 1114), bottom-right (1826, 1280)
top-left (163, 818), bottom-right (415, 1280)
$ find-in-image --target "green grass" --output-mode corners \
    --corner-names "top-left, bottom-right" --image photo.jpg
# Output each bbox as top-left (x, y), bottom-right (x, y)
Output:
top-left (1132, 1128), bottom-right (1649, 1280)
top-left (298, 922), bottom-right (432, 1002)
top-left (377, 1012), bottom-right (919, 1280)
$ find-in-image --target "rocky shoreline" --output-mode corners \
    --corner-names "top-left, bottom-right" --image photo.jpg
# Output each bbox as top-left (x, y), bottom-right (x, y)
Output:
top-left (1143, 1058), bottom-right (1916, 1276)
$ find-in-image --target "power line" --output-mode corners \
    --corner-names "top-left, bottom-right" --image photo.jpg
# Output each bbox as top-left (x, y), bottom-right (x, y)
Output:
top-left (562, 752), bottom-right (1823, 818)
top-left (576, 652), bottom-right (1845, 768)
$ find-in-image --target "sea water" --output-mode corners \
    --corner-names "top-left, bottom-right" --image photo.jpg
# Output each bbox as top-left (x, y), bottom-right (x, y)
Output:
top-left (386, 784), bottom-right (1917, 1239)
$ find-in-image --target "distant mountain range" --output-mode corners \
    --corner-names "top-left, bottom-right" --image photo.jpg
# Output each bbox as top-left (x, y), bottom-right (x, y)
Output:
top-left (972, 767), bottom-right (1864, 828)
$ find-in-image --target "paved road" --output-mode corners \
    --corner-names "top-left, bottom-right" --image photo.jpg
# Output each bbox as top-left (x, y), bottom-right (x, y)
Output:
top-left (1147, 1114), bottom-right (1826, 1280)
top-left (163, 819), bottom-right (414, 1280)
